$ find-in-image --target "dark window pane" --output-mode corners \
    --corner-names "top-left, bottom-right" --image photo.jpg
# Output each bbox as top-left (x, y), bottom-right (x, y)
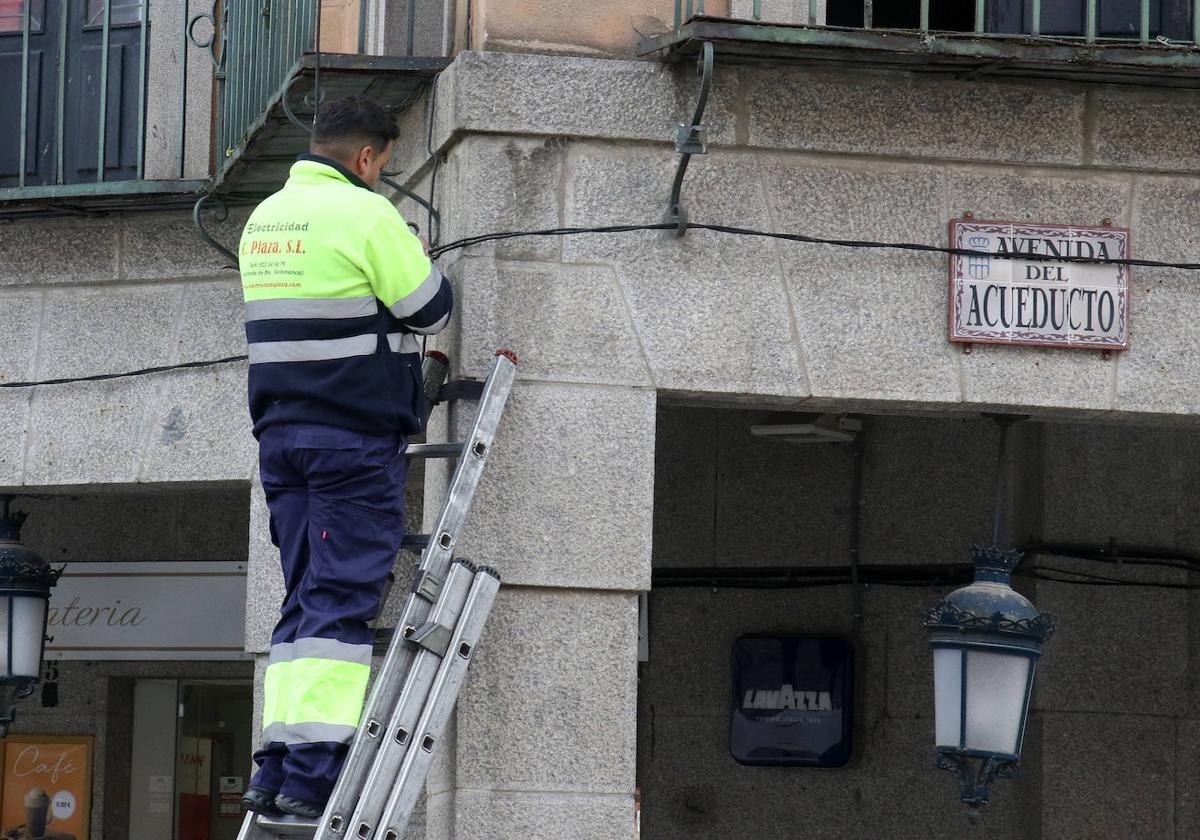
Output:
top-left (987, 0), bottom-right (1085, 34)
top-left (86, 0), bottom-right (143, 27)
top-left (990, 0), bottom-right (1191, 38)
top-left (825, 0), bottom-right (973, 31)
top-left (825, 0), bottom-right (864, 28)
top-left (0, 0), bottom-right (44, 33)
top-left (829, 0), bottom-right (1192, 38)
top-left (930, 0), bottom-right (974, 31)
top-left (871, 0), bottom-right (920, 28)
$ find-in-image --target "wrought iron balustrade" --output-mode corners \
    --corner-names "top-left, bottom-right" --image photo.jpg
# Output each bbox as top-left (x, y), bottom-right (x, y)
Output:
top-left (673, 0), bottom-right (1200, 44)
top-left (648, 0), bottom-right (1200, 87)
top-left (1, 0), bottom-right (213, 203)
top-left (2, 0), bottom-right (446, 211)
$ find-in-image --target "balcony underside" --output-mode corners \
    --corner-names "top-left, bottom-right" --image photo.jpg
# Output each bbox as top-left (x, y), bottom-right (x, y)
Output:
top-left (209, 52), bottom-right (450, 203)
top-left (640, 16), bottom-right (1200, 88)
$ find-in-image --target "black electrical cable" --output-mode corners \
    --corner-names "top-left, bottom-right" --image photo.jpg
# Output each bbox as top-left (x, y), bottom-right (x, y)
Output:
top-left (12, 217), bottom-right (1200, 390)
top-left (651, 564), bottom-right (1200, 591)
top-left (430, 221), bottom-right (1200, 270)
top-left (1022, 567), bottom-right (1200, 590)
top-left (0, 355), bottom-right (249, 389)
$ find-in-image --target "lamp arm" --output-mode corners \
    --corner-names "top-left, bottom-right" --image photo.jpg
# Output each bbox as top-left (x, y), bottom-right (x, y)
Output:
top-left (0, 682), bottom-right (36, 738)
top-left (935, 751), bottom-right (1022, 812)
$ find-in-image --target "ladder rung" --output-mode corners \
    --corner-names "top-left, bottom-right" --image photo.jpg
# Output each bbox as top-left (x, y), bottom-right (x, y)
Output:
top-left (407, 442), bottom-right (465, 459)
top-left (373, 627), bottom-right (397, 653)
top-left (400, 533), bottom-right (430, 549)
top-left (436, 379), bottom-right (484, 402)
top-left (254, 813), bottom-right (319, 836)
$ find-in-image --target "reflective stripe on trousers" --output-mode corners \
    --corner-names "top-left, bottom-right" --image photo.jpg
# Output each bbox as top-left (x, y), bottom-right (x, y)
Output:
top-left (261, 638), bottom-right (373, 746)
top-left (251, 423), bottom-right (407, 804)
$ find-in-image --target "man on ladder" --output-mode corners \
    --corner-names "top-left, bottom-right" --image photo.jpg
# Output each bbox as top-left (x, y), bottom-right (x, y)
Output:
top-left (236, 96), bottom-right (453, 820)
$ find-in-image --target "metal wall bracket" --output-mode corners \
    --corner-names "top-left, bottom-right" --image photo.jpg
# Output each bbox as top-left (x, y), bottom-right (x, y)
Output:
top-left (436, 379), bottom-right (485, 403)
top-left (667, 41), bottom-right (714, 237)
top-left (935, 750), bottom-right (1021, 816)
top-left (192, 194), bottom-right (239, 265)
top-left (380, 174), bottom-right (442, 242)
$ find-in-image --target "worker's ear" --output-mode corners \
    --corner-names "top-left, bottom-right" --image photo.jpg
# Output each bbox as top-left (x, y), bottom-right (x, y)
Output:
top-left (354, 144), bottom-right (375, 176)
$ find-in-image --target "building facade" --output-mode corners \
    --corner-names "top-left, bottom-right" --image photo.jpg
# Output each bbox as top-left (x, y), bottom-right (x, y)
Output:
top-left (4, 0), bottom-right (1200, 837)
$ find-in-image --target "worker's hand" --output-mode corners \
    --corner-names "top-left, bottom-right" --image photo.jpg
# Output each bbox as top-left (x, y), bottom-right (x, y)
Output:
top-left (419, 235), bottom-right (430, 256)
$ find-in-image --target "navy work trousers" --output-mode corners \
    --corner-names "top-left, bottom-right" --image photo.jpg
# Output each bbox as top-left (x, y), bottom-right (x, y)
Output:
top-left (252, 422), bottom-right (407, 805)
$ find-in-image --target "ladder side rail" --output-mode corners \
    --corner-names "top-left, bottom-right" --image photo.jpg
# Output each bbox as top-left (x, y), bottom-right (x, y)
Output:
top-left (339, 561), bottom-right (480, 835)
top-left (315, 562), bottom-right (478, 839)
top-left (413, 353), bottom-right (516, 584)
top-left (362, 569), bottom-right (502, 840)
top-left (312, 637), bottom-right (417, 837)
top-left (315, 353), bottom-right (516, 840)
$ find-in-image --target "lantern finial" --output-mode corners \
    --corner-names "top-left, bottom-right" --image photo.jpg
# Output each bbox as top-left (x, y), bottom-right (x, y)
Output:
top-left (969, 545), bottom-right (1022, 581)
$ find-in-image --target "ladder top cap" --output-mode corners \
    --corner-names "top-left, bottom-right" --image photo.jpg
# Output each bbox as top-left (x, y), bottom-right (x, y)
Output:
top-left (425, 350), bottom-right (450, 365)
top-left (495, 348), bottom-right (519, 364)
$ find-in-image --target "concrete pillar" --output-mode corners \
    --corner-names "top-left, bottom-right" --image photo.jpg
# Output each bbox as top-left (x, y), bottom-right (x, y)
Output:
top-left (424, 380), bottom-right (655, 839)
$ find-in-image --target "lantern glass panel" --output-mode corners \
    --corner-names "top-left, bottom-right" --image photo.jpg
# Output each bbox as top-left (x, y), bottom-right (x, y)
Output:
top-left (11, 596), bottom-right (45, 678)
top-left (964, 649), bottom-right (1032, 755)
top-left (0, 596), bottom-right (9, 676)
top-left (0, 595), bottom-right (47, 679)
top-left (932, 647), bottom-right (963, 747)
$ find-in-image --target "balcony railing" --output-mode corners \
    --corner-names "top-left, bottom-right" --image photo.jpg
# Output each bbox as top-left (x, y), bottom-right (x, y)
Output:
top-left (2, 0), bottom-right (447, 213)
top-left (675, 0), bottom-right (1200, 43)
top-left (0, 0), bottom-right (220, 208)
top-left (646, 0), bottom-right (1200, 86)
top-left (212, 0), bottom-right (317, 165)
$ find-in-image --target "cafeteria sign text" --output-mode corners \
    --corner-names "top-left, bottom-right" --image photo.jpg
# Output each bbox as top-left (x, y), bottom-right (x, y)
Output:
top-left (949, 219), bottom-right (1130, 350)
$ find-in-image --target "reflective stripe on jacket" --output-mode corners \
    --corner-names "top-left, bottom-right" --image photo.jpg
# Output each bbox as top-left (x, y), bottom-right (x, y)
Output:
top-left (238, 155), bottom-right (453, 437)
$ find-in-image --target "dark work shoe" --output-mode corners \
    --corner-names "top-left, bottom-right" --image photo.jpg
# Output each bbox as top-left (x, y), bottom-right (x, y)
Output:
top-left (242, 786), bottom-right (281, 814)
top-left (275, 794), bottom-right (325, 819)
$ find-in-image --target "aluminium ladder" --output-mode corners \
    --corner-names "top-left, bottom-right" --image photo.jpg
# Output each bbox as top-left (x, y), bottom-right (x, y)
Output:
top-left (238, 349), bottom-right (518, 840)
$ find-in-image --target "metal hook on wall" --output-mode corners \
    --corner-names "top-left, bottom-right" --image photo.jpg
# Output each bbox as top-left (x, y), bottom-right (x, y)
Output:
top-left (192, 193), bottom-right (239, 265)
top-left (666, 41), bottom-right (714, 237)
top-left (380, 175), bottom-right (442, 247)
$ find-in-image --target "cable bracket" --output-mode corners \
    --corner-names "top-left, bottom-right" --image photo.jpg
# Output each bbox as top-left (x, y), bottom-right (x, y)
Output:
top-left (192, 194), bottom-right (238, 266)
top-left (667, 41), bottom-right (714, 238)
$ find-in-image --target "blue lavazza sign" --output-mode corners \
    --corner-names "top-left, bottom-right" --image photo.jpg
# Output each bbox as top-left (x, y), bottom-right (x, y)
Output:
top-left (729, 635), bottom-right (854, 767)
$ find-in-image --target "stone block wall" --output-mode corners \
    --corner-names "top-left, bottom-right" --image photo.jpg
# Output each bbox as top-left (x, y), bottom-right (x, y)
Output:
top-left (7, 36), bottom-right (1200, 839)
top-left (0, 210), bottom-right (254, 491)
top-left (443, 0), bottom-right (709, 56)
top-left (0, 209), bottom-right (255, 840)
top-left (397, 51), bottom-right (1200, 422)
top-left (384, 49), bottom-right (1200, 838)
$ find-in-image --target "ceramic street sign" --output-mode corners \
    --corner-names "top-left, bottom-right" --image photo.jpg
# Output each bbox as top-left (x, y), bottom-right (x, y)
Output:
top-left (948, 219), bottom-right (1130, 350)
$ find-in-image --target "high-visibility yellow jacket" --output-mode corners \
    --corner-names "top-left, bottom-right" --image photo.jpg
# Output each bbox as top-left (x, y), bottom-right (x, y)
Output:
top-left (238, 155), bottom-right (452, 437)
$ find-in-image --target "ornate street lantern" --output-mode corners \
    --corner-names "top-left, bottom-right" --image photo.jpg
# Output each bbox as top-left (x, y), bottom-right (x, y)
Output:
top-left (924, 545), bottom-right (1055, 812)
top-left (0, 497), bottom-right (61, 735)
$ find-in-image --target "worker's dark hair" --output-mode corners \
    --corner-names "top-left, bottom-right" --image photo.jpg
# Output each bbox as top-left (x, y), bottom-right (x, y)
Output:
top-left (310, 97), bottom-right (399, 158)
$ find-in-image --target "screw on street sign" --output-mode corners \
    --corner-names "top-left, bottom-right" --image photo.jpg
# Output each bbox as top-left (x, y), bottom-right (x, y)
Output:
top-left (948, 219), bottom-right (1130, 350)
